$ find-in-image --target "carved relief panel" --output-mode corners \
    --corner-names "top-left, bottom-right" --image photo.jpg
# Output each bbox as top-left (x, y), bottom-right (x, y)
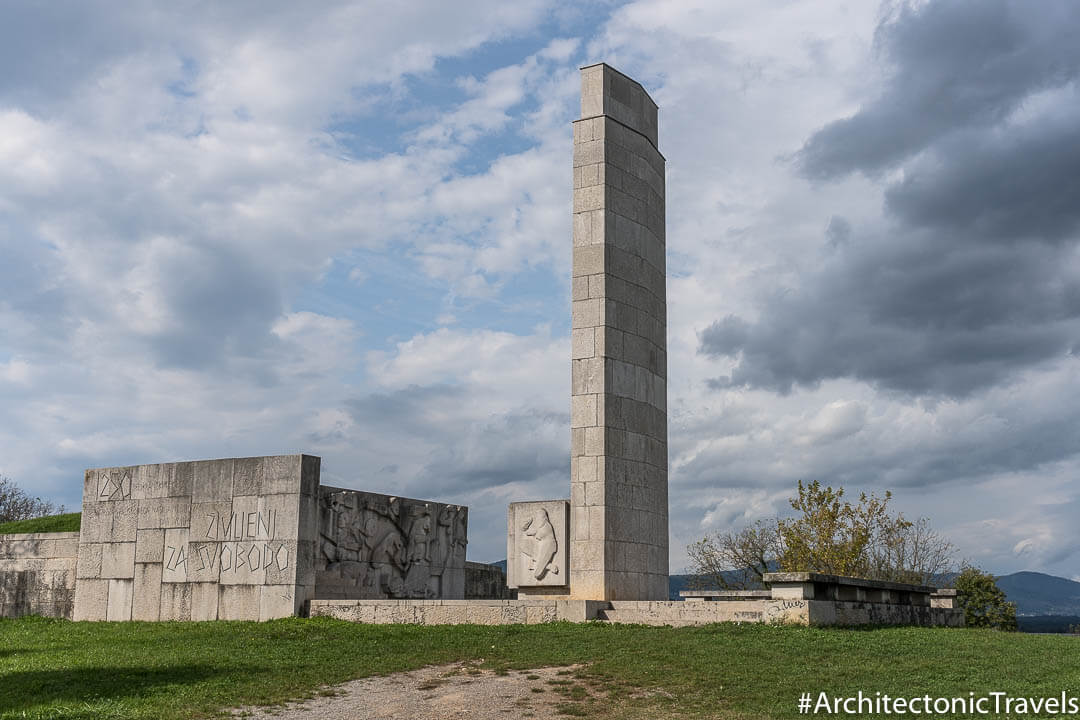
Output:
top-left (315, 486), bottom-right (467, 600)
top-left (507, 500), bottom-right (569, 588)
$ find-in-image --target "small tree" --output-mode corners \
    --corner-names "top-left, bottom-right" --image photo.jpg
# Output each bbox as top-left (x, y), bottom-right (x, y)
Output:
top-left (777, 480), bottom-right (895, 577)
top-left (687, 518), bottom-right (780, 589)
top-left (0, 475), bottom-right (64, 523)
top-left (687, 480), bottom-right (954, 587)
top-left (870, 516), bottom-right (956, 585)
top-left (954, 565), bottom-right (1018, 631)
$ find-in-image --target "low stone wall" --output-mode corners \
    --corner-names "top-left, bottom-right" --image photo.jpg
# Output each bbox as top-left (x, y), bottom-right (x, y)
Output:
top-left (0, 532), bottom-right (80, 618)
top-left (807, 600), bottom-right (962, 627)
top-left (310, 598), bottom-right (606, 624)
top-left (600, 599), bottom-right (810, 626)
top-left (310, 596), bottom-right (962, 628)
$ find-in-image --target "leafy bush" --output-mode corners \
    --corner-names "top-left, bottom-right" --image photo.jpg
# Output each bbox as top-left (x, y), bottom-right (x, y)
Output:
top-left (955, 565), bottom-right (1018, 631)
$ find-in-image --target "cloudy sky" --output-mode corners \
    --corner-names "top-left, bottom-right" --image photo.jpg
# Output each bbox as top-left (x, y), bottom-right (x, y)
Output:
top-left (2, 0), bottom-right (1078, 579)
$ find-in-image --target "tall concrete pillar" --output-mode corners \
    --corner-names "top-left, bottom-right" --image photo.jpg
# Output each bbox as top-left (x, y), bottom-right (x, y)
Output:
top-left (569, 64), bottom-right (667, 601)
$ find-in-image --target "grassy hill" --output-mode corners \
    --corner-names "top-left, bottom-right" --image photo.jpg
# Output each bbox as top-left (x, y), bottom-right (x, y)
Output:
top-left (2, 616), bottom-right (1079, 719)
top-left (0, 512), bottom-right (81, 534)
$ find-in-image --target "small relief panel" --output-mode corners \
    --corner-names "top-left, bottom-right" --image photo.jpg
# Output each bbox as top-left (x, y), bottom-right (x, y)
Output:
top-left (507, 500), bottom-right (570, 588)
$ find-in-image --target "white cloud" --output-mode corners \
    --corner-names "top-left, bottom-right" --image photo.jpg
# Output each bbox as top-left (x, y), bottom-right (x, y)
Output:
top-left (2, 0), bottom-right (1078, 579)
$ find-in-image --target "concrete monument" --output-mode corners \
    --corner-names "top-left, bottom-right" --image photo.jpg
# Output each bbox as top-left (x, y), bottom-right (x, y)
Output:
top-left (570, 63), bottom-right (668, 601)
top-left (72, 455), bottom-right (321, 621)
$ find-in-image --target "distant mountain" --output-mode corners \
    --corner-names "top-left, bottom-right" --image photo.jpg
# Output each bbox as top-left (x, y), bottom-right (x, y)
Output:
top-left (1016, 615), bottom-right (1080, 634)
top-left (998, 572), bottom-right (1080, 616)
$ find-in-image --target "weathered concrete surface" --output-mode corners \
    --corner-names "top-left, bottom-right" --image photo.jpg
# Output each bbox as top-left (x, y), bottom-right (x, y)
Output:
top-left (806, 600), bottom-right (963, 627)
top-left (312, 596), bottom-right (961, 627)
top-left (73, 455), bottom-right (320, 621)
top-left (931, 589), bottom-right (958, 608)
top-left (507, 500), bottom-right (569, 591)
top-left (0, 532), bottom-right (79, 618)
top-left (764, 572), bottom-right (935, 605)
top-left (315, 487), bottom-right (467, 600)
top-left (599, 600), bottom-right (809, 626)
top-left (309, 598), bottom-right (606, 625)
top-left (465, 561), bottom-right (514, 600)
top-left (570, 63), bottom-right (668, 601)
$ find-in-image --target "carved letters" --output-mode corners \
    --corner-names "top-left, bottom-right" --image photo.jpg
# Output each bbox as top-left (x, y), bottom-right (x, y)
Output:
top-left (98, 470), bottom-right (132, 501)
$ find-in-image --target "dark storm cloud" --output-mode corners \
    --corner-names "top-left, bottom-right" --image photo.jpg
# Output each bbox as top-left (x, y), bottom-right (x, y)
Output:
top-left (885, 113), bottom-right (1080, 244)
top-left (700, 234), bottom-right (1080, 396)
top-left (797, 0), bottom-right (1080, 179)
top-left (700, 0), bottom-right (1080, 398)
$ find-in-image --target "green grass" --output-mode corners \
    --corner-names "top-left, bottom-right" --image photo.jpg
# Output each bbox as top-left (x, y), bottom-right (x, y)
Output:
top-left (2, 618), bottom-right (1078, 719)
top-left (0, 512), bottom-right (81, 534)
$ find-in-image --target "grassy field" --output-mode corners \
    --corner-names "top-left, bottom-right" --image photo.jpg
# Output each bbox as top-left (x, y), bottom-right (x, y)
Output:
top-left (2, 617), bottom-right (1078, 719)
top-left (0, 512), bottom-right (81, 534)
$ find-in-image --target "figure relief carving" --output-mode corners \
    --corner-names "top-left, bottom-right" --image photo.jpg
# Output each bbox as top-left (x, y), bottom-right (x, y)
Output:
top-left (520, 508), bottom-right (559, 581)
top-left (316, 488), bottom-right (467, 599)
top-left (507, 500), bottom-right (568, 588)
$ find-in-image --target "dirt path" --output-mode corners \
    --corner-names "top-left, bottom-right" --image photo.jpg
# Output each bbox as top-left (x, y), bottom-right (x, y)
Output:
top-left (232, 663), bottom-right (585, 720)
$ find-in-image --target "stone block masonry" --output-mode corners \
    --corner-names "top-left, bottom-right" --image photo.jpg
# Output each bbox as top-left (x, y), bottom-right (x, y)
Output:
top-left (73, 455), bottom-right (321, 621)
top-left (571, 63), bottom-right (668, 601)
top-left (0, 532), bottom-right (79, 618)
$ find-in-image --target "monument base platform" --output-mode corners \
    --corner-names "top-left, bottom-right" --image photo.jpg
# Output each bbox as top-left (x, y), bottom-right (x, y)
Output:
top-left (309, 596), bottom-right (963, 627)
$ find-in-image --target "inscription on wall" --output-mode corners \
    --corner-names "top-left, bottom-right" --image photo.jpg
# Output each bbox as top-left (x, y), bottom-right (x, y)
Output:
top-left (204, 510), bottom-right (277, 541)
top-left (74, 454), bottom-right (320, 622)
top-left (98, 470), bottom-right (131, 501)
top-left (163, 542), bottom-right (290, 574)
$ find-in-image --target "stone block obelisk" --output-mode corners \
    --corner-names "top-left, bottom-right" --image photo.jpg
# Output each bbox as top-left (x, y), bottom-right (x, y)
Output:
top-left (570, 64), bottom-right (667, 601)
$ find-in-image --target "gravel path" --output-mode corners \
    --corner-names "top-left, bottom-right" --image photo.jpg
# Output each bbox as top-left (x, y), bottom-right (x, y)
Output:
top-left (232, 663), bottom-right (584, 720)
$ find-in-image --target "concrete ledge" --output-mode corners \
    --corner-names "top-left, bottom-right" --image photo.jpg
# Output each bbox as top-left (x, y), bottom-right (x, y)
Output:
top-left (764, 572), bottom-right (936, 594)
top-left (931, 589), bottom-right (958, 609)
top-left (309, 598), bottom-right (605, 624)
top-left (310, 597), bottom-right (962, 628)
top-left (679, 590), bottom-right (771, 601)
